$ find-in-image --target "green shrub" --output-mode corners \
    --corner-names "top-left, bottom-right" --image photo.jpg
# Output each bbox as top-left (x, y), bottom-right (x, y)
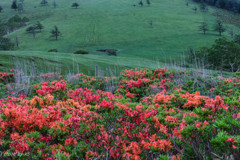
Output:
top-left (73, 49), bottom-right (89, 54)
top-left (48, 49), bottom-right (58, 52)
top-left (235, 72), bottom-right (240, 76)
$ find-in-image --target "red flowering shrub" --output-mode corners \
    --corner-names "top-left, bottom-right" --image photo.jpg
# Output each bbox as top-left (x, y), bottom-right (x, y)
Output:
top-left (0, 68), bottom-right (239, 159)
top-left (0, 71), bottom-right (14, 83)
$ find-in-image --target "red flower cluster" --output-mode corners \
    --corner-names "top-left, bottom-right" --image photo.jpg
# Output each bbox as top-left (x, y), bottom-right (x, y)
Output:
top-left (0, 68), bottom-right (239, 159)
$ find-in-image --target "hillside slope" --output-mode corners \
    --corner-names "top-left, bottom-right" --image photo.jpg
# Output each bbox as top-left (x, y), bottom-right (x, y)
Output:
top-left (0, 0), bottom-right (239, 73)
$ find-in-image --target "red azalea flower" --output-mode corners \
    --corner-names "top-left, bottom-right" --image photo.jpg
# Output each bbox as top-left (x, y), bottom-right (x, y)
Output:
top-left (196, 122), bottom-right (201, 128)
top-left (232, 144), bottom-right (237, 149)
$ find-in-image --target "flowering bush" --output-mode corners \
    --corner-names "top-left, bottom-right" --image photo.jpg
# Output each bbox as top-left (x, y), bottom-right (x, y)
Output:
top-left (0, 68), bottom-right (239, 159)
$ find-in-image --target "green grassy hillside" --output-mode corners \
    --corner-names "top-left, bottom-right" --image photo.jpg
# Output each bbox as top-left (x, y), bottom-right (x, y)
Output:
top-left (0, 51), bottom-right (167, 75)
top-left (0, 0), bottom-right (239, 73)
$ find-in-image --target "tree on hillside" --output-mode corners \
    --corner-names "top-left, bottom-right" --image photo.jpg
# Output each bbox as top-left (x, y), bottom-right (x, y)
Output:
top-left (50, 26), bottom-right (61, 40)
top-left (35, 21), bottom-right (44, 32)
top-left (40, 0), bottom-right (48, 6)
top-left (11, 1), bottom-right (18, 11)
top-left (192, 6), bottom-right (197, 13)
top-left (191, 37), bottom-right (240, 73)
top-left (214, 20), bottom-right (225, 36)
top-left (139, 1), bottom-right (143, 7)
top-left (18, 2), bottom-right (24, 13)
top-left (199, 22), bottom-right (208, 35)
top-left (199, 2), bottom-right (208, 12)
top-left (149, 20), bottom-right (153, 27)
top-left (208, 38), bottom-right (240, 73)
top-left (53, 0), bottom-right (57, 8)
top-left (72, 3), bottom-right (79, 8)
top-left (146, 0), bottom-right (151, 5)
top-left (26, 26), bottom-right (36, 38)
top-left (0, 6), bottom-right (3, 13)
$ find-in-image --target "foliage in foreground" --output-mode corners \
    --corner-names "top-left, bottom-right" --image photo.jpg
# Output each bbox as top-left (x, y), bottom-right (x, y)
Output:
top-left (0, 68), bottom-right (240, 160)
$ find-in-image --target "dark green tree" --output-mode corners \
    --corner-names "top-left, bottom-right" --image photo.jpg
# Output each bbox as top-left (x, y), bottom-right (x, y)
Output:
top-left (0, 6), bottom-right (3, 13)
top-left (26, 26), bottom-right (36, 38)
top-left (146, 0), bottom-right (151, 5)
top-left (11, 1), bottom-right (18, 11)
top-left (40, 0), bottom-right (48, 5)
top-left (199, 22), bottom-right (208, 34)
top-left (192, 37), bottom-right (240, 73)
top-left (50, 26), bottom-right (61, 40)
top-left (72, 3), bottom-right (79, 8)
top-left (18, 2), bottom-right (24, 13)
top-left (35, 21), bottom-right (44, 32)
top-left (199, 2), bottom-right (208, 12)
top-left (192, 6), bottom-right (198, 13)
top-left (53, 0), bottom-right (57, 8)
top-left (214, 20), bottom-right (225, 36)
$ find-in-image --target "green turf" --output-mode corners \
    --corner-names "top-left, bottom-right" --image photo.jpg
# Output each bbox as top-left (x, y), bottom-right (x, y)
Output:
top-left (0, 0), bottom-right (239, 73)
top-left (0, 50), bottom-right (169, 75)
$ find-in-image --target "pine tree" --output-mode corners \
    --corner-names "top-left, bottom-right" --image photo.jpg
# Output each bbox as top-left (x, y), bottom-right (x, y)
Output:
top-left (11, 1), bottom-right (18, 11)
top-left (199, 22), bottom-right (208, 35)
top-left (72, 3), bottom-right (79, 8)
top-left (53, 0), bottom-right (57, 8)
top-left (0, 6), bottom-right (3, 13)
top-left (146, 0), bottom-right (151, 5)
top-left (26, 26), bottom-right (36, 38)
top-left (35, 21), bottom-right (44, 32)
top-left (192, 6), bottom-right (197, 13)
top-left (40, 0), bottom-right (48, 6)
top-left (50, 26), bottom-right (61, 40)
top-left (214, 20), bottom-right (225, 36)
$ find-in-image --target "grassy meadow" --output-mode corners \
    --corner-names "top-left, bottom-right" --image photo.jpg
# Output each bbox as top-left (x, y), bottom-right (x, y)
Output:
top-left (0, 0), bottom-right (239, 74)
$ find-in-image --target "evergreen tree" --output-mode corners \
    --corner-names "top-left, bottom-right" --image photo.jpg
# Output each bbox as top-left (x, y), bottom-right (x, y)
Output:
top-left (0, 6), bottom-right (3, 13)
top-left (214, 20), bottom-right (225, 36)
top-left (199, 22), bottom-right (208, 34)
top-left (11, 0), bottom-right (18, 11)
top-left (53, 0), bottom-right (57, 8)
top-left (40, 0), bottom-right (48, 6)
top-left (72, 3), bottom-right (79, 8)
top-left (192, 6), bottom-right (198, 13)
top-left (35, 21), bottom-right (44, 32)
top-left (50, 26), bottom-right (61, 40)
top-left (26, 26), bottom-right (36, 38)
top-left (18, 2), bottom-right (24, 13)
top-left (146, 0), bottom-right (151, 5)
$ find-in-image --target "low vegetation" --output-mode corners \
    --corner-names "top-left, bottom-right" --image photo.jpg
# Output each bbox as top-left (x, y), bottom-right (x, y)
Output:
top-left (189, 37), bottom-right (240, 73)
top-left (73, 49), bottom-right (89, 55)
top-left (0, 68), bottom-right (239, 159)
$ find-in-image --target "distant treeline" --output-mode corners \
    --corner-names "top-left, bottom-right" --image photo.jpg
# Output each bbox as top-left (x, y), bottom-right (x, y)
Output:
top-left (192, 0), bottom-right (240, 13)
